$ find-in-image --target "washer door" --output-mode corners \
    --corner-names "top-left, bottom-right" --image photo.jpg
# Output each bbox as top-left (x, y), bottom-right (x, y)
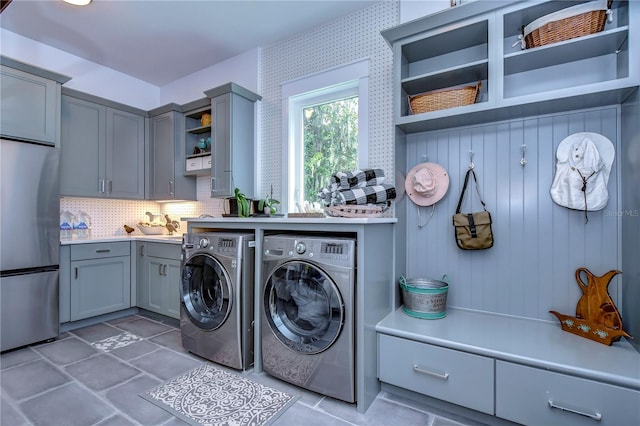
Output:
top-left (181, 253), bottom-right (232, 330)
top-left (263, 260), bottom-right (344, 354)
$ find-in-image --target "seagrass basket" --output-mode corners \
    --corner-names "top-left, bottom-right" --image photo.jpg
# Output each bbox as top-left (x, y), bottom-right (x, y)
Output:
top-left (408, 81), bottom-right (481, 114)
top-left (523, 0), bottom-right (611, 49)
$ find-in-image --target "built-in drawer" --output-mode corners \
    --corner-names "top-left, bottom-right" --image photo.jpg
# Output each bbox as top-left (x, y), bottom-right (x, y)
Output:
top-left (70, 242), bottom-right (130, 261)
top-left (378, 334), bottom-right (494, 414)
top-left (142, 241), bottom-right (181, 259)
top-left (496, 360), bottom-right (640, 426)
top-left (186, 156), bottom-right (203, 171)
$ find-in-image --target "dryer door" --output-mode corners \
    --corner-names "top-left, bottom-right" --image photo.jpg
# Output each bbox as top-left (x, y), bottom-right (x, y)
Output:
top-left (181, 253), bottom-right (232, 330)
top-left (263, 260), bottom-right (344, 354)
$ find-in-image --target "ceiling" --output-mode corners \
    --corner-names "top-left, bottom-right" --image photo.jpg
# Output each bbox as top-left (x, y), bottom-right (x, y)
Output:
top-left (0, 0), bottom-right (381, 86)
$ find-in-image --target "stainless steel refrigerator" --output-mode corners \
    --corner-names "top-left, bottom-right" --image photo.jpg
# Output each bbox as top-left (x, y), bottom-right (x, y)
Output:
top-left (1, 138), bottom-right (60, 352)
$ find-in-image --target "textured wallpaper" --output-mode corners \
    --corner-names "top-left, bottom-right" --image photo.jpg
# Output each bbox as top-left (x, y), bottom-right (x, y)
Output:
top-left (259, 1), bottom-right (399, 207)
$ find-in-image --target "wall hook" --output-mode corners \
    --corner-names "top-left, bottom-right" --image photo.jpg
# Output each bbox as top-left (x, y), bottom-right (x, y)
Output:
top-left (520, 144), bottom-right (527, 166)
top-left (468, 150), bottom-right (475, 169)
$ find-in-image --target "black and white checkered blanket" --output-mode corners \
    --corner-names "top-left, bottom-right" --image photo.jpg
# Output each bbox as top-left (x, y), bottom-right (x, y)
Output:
top-left (330, 168), bottom-right (386, 191)
top-left (317, 184), bottom-right (396, 206)
top-left (318, 168), bottom-right (396, 206)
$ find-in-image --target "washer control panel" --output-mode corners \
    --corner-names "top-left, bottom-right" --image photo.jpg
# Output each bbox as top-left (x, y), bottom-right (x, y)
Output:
top-left (263, 236), bottom-right (355, 268)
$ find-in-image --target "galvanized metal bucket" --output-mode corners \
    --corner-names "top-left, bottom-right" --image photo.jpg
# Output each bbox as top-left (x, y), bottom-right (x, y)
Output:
top-left (399, 275), bottom-right (449, 319)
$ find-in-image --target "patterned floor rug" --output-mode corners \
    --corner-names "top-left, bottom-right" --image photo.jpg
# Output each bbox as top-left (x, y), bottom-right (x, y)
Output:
top-left (140, 364), bottom-right (298, 426)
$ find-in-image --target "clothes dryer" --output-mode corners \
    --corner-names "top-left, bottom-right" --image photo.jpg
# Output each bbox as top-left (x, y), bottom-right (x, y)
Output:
top-left (181, 232), bottom-right (255, 370)
top-left (261, 234), bottom-right (356, 402)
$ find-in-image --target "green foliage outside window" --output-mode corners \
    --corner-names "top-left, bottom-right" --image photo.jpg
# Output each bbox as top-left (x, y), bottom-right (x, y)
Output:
top-left (302, 96), bottom-right (358, 202)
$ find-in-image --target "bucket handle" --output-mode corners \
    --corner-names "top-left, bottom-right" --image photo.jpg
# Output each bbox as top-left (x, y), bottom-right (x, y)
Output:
top-left (399, 275), bottom-right (449, 285)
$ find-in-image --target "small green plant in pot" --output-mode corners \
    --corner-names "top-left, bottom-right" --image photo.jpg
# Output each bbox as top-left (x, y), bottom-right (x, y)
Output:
top-left (258, 195), bottom-right (280, 215)
top-left (233, 187), bottom-right (251, 217)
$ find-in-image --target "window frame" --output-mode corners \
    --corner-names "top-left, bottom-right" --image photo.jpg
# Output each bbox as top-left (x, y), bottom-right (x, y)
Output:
top-left (281, 59), bottom-right (369, 213)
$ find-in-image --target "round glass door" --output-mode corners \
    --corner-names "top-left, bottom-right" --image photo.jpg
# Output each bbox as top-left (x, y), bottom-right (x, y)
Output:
top-left (181, 253), bottom-right (232, 330)
top-left (263, 260), bottom-right (344, 354)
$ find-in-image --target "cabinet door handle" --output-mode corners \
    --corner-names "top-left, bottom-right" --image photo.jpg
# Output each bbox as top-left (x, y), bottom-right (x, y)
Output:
top-left (108, 180), bottom-right (112, 194)
top-left (413, 364), bottom-right (449, 380)
top-left (169, 181), bottom-right (174, 195)
top-left (210, 177), bottom-right (216, 191)
top-left (74, 267), bottom-right (78, 279)
top-left (159, 264), bottom-right (164, 276)
top-left (96, 249), bottom-right (110, 253)
top-left (140, 245), bottom-right (145, 256)
top-left (162, 264), bottom-right (168, 276)
top-left (99, 179), bottom-right (105, 193)
top-left (548, 400), bottom-right (602, 421)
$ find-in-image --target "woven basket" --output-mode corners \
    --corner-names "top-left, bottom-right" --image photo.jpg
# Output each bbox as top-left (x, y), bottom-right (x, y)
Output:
top-left (408, 81), bottom-right (481, 114)
top-left (325, 203), bottom-right (389, 218)
top-left (524, 0), bottom-right (610, 49)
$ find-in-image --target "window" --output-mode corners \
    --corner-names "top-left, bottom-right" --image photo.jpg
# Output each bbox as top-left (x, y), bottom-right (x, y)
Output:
top-left (282, 60), bottom-right (369, 213)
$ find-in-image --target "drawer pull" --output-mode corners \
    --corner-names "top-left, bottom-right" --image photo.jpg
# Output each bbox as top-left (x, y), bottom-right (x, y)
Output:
top-left (96, 249), bottom-right (111, 253)
top-left (413, 364), bottom-right (449, 380)
top-left (548, 400), bottom-right (602, 421)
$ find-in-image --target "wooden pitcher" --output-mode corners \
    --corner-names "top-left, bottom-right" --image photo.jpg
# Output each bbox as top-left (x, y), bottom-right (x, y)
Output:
top-left (575, 267), bottom-right (623, 330)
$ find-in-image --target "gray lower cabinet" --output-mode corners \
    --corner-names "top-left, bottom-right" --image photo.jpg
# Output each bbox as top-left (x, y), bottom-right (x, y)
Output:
top-left (147, 108), bottom-right (196, 201)
top-left (378, 334), bottom-right (495, 414)
top-left (68, 242), bottom-right (131, 322)
top-left (61, 90), bottom-right (145, 199)
top-left (496, 361), bottom-right (640, 426)
top-left (0, 57), bottom-right (70, 145)
top-left (136, 242), bottom-right (181, 319)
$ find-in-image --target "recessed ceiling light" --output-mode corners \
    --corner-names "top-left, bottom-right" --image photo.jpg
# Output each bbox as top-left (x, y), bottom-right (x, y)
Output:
top-left (63, 0), bottom-right (92, 6)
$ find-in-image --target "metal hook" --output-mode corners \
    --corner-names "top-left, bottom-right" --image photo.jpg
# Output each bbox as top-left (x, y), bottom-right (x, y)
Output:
top-left (520, 144), bottom-right (527, 166)
top-left (468, 150), bottom-right (474, 169)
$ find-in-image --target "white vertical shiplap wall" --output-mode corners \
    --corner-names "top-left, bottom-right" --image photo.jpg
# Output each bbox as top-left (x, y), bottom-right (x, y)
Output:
top-left (404, 106), bottom-right (621, 321)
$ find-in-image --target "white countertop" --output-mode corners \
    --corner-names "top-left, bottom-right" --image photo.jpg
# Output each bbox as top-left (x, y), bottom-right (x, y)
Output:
top-left (182, 216), bottom-right (397, 224)
top-left (60, 234), bottom-right (183, 245)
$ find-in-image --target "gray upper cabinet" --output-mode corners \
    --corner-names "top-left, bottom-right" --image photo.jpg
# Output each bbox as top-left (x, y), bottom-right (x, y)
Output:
top-left (382, 0), bottom-right (639, 133)
top-left (203, 83), bottom-right (261, 198)
top-left (148, 106), bottom-right (196, 201)
top-left (61, 89), bottom-right (145, 199)
top-left (0, 56), bottom-right (70, 145)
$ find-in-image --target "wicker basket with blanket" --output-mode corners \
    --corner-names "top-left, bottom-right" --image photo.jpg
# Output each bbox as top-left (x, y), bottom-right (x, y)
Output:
top-left (520, 0), bottom-right (612, 49)
top-left (317, 168), bottom-right (396, 218)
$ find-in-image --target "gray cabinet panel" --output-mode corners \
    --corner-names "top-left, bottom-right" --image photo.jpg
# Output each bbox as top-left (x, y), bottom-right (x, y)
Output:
top-left (61, 94), bottom-right (145, 199)
top-left (378, 334), bottom-right (494, 415)
top-left (148, 110), bottom-right (196, 201)
top-left (0, 64), bottom-right (61, 144)
top-left (60, 96), bottom-right (105, 197)
top-left (496, 360), bottom-right (640, 426)
top-left (71, 241), bottom-right (130, 261)
top-left (70, 255), bottom-right (131, 321)
top-left (106, 108), bottom-right (145, 198)
top-left (136, 242), bottom-right (181, 319)
top-left (204, 84), bottom-right (260, 198)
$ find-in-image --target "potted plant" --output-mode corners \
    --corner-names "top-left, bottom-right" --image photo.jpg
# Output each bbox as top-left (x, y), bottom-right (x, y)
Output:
top-left (258, 195), bottom-right (280, 215)
top-left (227, 187), bottom-right (250, 217)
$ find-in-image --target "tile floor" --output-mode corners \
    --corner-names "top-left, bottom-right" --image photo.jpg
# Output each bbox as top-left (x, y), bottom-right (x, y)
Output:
top-left (1, 313), bottom-right (483, 426)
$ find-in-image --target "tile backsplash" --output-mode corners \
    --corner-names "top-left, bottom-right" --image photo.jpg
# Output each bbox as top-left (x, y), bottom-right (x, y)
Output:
top-left (60, 176), bottom-right (225, 238)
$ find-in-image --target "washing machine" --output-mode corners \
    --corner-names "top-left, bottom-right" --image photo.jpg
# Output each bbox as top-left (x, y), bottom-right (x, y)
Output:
top-left (180, 232), bottom-right (255, 370)
top-left (261, 234), bottom-right (356, 403)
